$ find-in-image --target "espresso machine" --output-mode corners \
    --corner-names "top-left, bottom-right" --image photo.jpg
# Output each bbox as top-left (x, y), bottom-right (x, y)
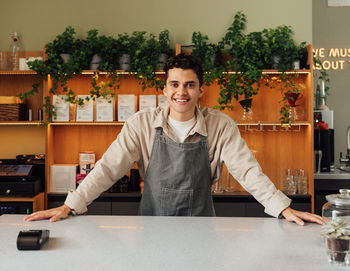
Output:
top-left (314, 110), bottom-right (335, 173)
top-left (339, 125), bottom-right (350, 172)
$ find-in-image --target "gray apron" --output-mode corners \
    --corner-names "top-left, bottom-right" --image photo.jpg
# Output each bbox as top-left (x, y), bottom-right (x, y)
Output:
top-left (139, 127), bottom-right (215, 216)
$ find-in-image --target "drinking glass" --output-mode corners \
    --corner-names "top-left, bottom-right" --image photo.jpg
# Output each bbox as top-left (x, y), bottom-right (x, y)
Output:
top-left (224, 170), bottom-right (234, 193)
top-left (296, 169), bottom-right (308, 195)
top-left (283, 169), bottom-right (297, 195)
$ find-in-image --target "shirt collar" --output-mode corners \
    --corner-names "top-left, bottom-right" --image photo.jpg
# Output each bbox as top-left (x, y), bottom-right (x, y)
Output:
top-left (152, 105), bottom-right (208, 137)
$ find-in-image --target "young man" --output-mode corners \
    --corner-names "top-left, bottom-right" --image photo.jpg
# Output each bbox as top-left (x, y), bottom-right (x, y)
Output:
top-left (25, 54), bottom-right (322, 225)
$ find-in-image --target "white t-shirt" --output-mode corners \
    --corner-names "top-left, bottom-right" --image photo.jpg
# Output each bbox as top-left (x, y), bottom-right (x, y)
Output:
top-left (168, 116), bottom-right (196, 143)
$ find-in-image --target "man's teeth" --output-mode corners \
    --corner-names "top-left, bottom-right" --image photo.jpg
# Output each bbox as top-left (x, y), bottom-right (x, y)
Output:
top-left (175, 99), bottom-right (188, 102)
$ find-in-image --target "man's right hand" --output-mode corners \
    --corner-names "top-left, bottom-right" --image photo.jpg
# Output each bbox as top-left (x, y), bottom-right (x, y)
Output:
top-left (24, 204), bottom-right (73, 222)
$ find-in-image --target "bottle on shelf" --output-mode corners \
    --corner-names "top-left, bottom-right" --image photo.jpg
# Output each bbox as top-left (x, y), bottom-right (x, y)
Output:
top-left (9, 32), bottom-right (21, 70)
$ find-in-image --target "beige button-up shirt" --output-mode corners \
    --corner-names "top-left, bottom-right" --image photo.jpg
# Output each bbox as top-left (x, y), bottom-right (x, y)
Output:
top-left (65, 105), bottom-right (291, 217)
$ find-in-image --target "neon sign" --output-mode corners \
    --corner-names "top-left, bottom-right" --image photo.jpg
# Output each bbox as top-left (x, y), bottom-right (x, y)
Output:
top-left (313, 48), bottom-right (350, 70)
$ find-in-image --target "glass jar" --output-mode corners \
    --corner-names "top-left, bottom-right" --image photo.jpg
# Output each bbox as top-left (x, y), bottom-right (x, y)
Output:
top-left (322, 189), bottom-right (350, 265)
top-left (322, 189), bottom-right (350, 225)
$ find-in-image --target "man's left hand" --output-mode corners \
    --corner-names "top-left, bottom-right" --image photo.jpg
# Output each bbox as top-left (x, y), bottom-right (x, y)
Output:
top-left (281, 207), bottom-right (322, 226)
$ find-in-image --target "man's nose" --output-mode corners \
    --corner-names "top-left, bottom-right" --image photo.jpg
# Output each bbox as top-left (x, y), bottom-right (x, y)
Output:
top-left (177, 84), bottom-right (187, 95)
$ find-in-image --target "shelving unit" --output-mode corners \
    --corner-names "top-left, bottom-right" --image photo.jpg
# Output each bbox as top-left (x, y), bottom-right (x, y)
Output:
top-left (0, 192), bottom-right (44, 213)
top-left (0, 48), bottom-right (314, 214)
top-left (0, 51), bottom-right (45, 211)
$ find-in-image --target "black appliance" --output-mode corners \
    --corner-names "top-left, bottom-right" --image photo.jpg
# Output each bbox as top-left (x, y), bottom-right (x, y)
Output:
top-left (0, 155), bottom-right (45, 197)
top-left (314, 129), bottom-right (334, 172)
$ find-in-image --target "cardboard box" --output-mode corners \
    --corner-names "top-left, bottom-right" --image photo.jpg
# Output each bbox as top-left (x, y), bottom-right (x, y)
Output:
top-left (50, 164), bottom-right (78, 192)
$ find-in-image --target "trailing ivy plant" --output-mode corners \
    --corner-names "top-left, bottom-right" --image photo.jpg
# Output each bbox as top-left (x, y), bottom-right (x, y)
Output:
top-left (22, 26), bottom-right (85, 122)
top-left (214, 12), bottom-right (269, 111)
top-left (130, 31), bottom-right (166, 91)
top-left (191, 31), bottom-right (222, 86)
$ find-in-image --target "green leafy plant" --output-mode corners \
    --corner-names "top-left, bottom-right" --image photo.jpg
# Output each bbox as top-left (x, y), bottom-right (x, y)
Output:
top-left (321, 218), bottom-right (350, 240)
top-left (130, 31), bottom-right (166, 91)
top-left (159, 29), bottom-right (170, 54)
top-left (19, 27), bottom-right (172, 123)
top-left (191, 31), bottom-right (222, 87)
top-left (23, 26), bottom-right (85, 122)
top-left (214, 12), bottom-right (268, 111)
top-left (263, 25), bottom-right (306, 71)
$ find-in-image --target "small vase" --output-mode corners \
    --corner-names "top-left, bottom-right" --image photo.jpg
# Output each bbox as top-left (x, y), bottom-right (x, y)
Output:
top-left (60, 53), bottom-right (71, 63)
top-left (285, 93), bottom-right (301, 107)
top-left (156, 53), bottom-right (168, 70)
top-left (272, 55), bottom-right (280, 69)
top-left (285, 93), bottom-right (304, 121)
top-left (90, 54), bottom-right (102, 70)
top-left (239, 98), bottom-right (253, 121)
top-left (119, 54), bottom-right (130, 71)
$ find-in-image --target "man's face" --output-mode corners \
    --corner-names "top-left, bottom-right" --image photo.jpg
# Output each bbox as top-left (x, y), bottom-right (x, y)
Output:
top-left (163, 68), bottom-right (203, 121)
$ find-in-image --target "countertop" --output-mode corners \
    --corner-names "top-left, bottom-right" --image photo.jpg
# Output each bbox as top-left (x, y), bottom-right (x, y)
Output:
top-left (0, 215), bottom-right (343, 271)
top-left (315, 168), bottom-right (350, 180)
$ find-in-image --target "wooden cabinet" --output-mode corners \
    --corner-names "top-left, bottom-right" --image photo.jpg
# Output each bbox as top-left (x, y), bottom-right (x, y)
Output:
top-left (0, 52), bottom-right (45, 211)
top-left (0, 52), bottom-right (45, 158)
top-left (0, 192), bottom-right (44, 214)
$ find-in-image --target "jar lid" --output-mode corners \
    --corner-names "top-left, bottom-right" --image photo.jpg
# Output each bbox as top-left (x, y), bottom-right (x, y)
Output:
top-left (326, 189), bottom-right (350, 206)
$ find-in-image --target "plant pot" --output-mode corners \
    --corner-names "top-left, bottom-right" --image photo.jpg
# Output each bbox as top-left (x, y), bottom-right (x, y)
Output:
top-left (90, 54), bottom-right (102, 70)
top-left (239, 98), bottom-right (253, 121)
top-left (119, 54), bottom-right (130, 71)
top-left (272, 55), bottom-right (281, 69)
top-left (156, 53), bottom-right (168, 70)
top-left (285, 93), bottom-right (301, 107)
top-left (326, 238), bottom-right (350, 265)
top-left (60, 53), bottom-right (71, 63)
top-left (293, 60), bottom-right (300, 70)
top-left (239, 98), bottom-right (252, 111)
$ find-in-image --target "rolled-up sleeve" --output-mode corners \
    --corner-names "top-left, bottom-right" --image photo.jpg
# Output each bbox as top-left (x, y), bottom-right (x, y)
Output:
top-left (220, 122), bottom-right (291, 218)
top-left (64, 120), bottom-right (141, 214)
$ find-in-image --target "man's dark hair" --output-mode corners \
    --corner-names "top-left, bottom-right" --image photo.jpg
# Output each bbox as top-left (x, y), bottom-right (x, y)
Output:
top-left (164, 53), bottom-right (204, 87)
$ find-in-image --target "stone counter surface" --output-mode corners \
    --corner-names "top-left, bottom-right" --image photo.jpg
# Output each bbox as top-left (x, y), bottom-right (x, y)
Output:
top-left (0, 215), bottom-right (344, 271)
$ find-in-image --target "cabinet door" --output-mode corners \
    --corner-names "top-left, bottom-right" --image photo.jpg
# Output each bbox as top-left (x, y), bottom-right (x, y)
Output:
top-left (111, 197), bottom-right (140, 215)
top-left (214, 202), bottom-right (246, 217)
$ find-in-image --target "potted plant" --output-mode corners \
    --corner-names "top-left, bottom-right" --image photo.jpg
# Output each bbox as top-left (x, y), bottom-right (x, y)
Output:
top-left (131, 32), bottom-right (164, 91)
top-left (321, 218), bottom-right (350, 265)
top-left (47, 26), bottom-right (78, 63)
top-left (263, 25), bottom-right (306, 71)
top-left (83, 29), bottom-right (105, 70)
top-left (117, 32), bottom-right (132, 71)
top-left (215, 12), bottom-right (268, 117)
top-left (24, 26), bottom-right (85, 122)
top-left (191, 31), bottom-right (222, 86)
top-left (157, 29), bottom-right (170, 70)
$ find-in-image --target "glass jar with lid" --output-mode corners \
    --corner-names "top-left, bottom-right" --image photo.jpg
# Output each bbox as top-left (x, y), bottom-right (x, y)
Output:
top-left (322, 189), bottom-right (350, 225)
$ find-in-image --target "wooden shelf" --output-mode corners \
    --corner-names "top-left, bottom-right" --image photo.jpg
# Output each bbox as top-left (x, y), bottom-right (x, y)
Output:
top-left (0, 192), bottom-right (45, 212)
top-left (0, 121), bottom-right (42, 126)
top-left (49, 121), bottom-right (124, 126)
top-left (80, 70), bottom-right (165, 75)
top-left (0, 70), bottom-right (37, 75)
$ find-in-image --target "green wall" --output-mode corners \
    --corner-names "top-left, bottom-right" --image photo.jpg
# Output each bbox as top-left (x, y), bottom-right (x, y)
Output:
top-left (0, 0), bottom-right (312, 158)
top-left (313, 0), bottom-right (350, 167)
top-left (0, 0), bottom-right (311, 51)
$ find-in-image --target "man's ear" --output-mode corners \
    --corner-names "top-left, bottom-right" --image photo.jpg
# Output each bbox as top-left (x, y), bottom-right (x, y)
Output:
top-left (199, 86), bottom-right (204, 98)
top-left (163, 85), bottom-right (168, 97)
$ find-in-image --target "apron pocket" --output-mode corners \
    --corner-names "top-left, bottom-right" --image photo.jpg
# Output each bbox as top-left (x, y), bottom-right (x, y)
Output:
top-left (160, 188), bottom-right (193, 216)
